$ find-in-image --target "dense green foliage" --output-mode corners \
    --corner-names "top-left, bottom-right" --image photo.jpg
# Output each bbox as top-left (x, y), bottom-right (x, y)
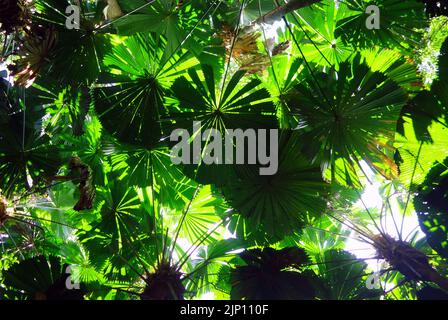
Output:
top-left (1, 0), bottom-right (448, 300)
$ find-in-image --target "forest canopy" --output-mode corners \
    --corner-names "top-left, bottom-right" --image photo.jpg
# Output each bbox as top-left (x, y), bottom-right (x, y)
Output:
top-left (0, 0), bottom-right (448, 301)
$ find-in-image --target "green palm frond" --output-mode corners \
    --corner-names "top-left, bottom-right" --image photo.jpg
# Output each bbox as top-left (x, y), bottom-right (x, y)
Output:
top-left (94, 33), bottom-right (197, 149)
top-left (2, 0), bottom-right (448, 302)
top-left (297, 0), bottom-right (355, 68)
top-left (286, 56), bottom-right (407, 186)
top-left (1, 255), bottom-right (86, 300)
top-left (230, 247), bottom-right (319, 300)
top-left (336, 0), bottom-right (427, 53)
top-left (0, 102), bottom-right (68, 197)
top-left (33, 0), bottom-right (112, 85)
top-left (109, 144), bottom-right (198, 211)
top-left (415, 157), bottom-right (448, 258)
top-left (168, 63), bottom-right (277, 185)
top-left (313, 250), bottom-right (383, 300)
top-left (185, 238), bottom-right (245, 298)
top-left (165, 185), bottom-right (228, 244)
top-left (77, 179), bottom-right (154, 281)
top-left (222, 131), bottom-right (329, 242)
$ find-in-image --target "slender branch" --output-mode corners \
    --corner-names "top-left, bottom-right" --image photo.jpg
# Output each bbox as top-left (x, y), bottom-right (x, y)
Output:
top-left (255, 0), bottom-right (322, 25)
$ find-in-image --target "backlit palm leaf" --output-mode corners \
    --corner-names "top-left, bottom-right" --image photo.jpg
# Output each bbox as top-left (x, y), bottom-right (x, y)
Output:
top-left (336, 0), bottom-right (427, 53)
top-left (286, 56), bottom-right (407, 186)
top-left (168, 63), bottom-right (277, 185)
top-left (93, 33), bottom-right (197, 149)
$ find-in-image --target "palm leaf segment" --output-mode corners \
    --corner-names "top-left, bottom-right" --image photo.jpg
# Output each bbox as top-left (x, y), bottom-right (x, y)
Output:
top-left (94, 33), bottom-right (196, 149)
top-left (297, 0), bottom-right (354, 68)
top-left (414, 157), bottom-right (448, 259)
top-left (394, 37), bottom-right (448, 187)
top-left (77, 178), bottom-right (153, 281)
top-left (222, 131), bottom-right (329, 242)
top-left (336, 0), bottom-right (427, 53)
top-left (114, 0), bottom-right (204, 60)
top-left (313, 250), bottom-right (382, 300)
top-left (170, 64), bottom-right (277, 132)
top-left (286, 56), bottom-right (408, 187)
top-left (230, 247), bottom-right (318, 300)
top-left (1, 255), bottom-right (85, 300)
top-left (32, 0), bottom-right (111, 86)
top-left (0, 98), bottom-right (67, 197)
top-left (169, 64), bottom-right (277, 185)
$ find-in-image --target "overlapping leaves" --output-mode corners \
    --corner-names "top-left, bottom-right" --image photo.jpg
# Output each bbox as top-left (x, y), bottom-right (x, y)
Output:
top-left (414, 157), bottom-right (448, 258)
top-left (222, 131), bottom-right (329, 241)
top-left (93, 33), bottom-right (196, 149)
top-left (336, 0), bottom-right (427, 53)
top-left (230, 247), bottom-right (318, 300)
top-left (168, 64), bottom-right (277, 185)
top-left (286, 56), bottom-right (407, 186)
